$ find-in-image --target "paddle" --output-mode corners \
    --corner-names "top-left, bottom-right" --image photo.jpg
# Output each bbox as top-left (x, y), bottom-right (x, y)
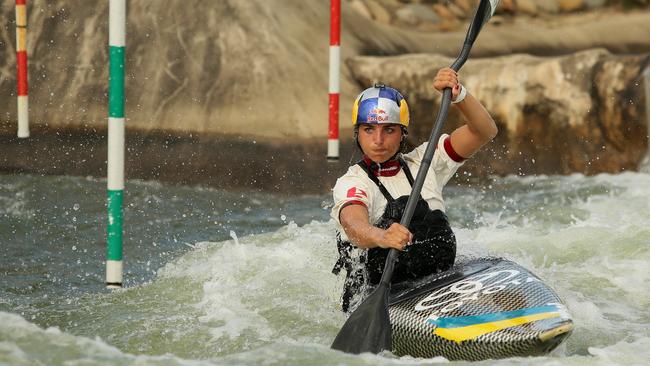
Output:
top-left (331, 0), bottom-right (500, 355)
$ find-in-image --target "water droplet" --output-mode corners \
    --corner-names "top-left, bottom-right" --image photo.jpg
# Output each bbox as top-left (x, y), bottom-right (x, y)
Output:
top-left (229, 230), bottom-right (240, 245)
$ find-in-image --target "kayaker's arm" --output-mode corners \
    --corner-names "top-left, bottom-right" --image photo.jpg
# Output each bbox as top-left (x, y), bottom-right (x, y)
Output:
top-left (433, 68), bottom-right (498, 159)
top-left (339, 204), bottom-right (411, 251)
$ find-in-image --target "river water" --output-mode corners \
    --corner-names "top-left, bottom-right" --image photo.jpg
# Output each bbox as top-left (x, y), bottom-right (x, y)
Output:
top-left (1, 172), bottom-right (649, 365)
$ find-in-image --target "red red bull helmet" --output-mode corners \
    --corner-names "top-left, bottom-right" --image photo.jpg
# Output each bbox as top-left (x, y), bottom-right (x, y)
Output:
top-left (352, 84), bottom-right (409, 128)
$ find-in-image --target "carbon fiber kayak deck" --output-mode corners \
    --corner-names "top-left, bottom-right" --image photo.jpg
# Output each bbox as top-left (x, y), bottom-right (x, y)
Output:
top-left (388, 258), bottom-right (573, 360)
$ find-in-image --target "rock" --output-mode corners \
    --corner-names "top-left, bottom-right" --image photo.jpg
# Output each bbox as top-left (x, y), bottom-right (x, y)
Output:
top-left (350, 0), bottom-right (373, 19)
top-left (454, 0), bottom-right (472, 13)
top-left (1, 0), bottom-right (650, 190)
top-left (3, 0), bottom-right (650, 144)
top-left (447, 3), bottom-right (468, 19)
top-left (0, 130), bottom-right (352, 194)
top-left (584, 0), bottom-right (607, 9)
top-left (347, 49), bottom-right (650, 177)
top-left (432, 4), bottom-right (456, 21)
top-left (499, 0), bottom-right (516, 13)
top-left (373, 0), bottom-right (401, 6)
top-left (431, 19), bottom-right (462, 32)
top-left (558, 0), bottom-right (584, 12)
top-left (395, 6), bottom-right (419, 25)
top-left (489, 15), bottom-right (505, 26)
top-left (516, 0), bottom-right (539, 16)
top-left (418, 22), bottom-right (441, 32)
top-left (536, 0), bottom-right (559, 14)
top-left (365, 0), bottom-right (392, 24)
top-left (396, 3), bottom-right (440, 25)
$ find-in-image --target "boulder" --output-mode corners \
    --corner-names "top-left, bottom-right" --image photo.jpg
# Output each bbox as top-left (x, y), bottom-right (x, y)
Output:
top-left (536, 0), bottom-right (560, 14)
top-left (350, 0), bottom-right (374, 19)
top-left (432, 4), bottom-right (457, 21)
top-left (3, 0), bottom-right (650, 191)
top-left (447, 3), bottom-right (468, 19)
top-left (395, 5), bottom-right (419, 25)
top-left (498, 0), bottom-right (517, 13)
top-left (396, 3), bottom-right (440, 25)
top-left (558, 0), bottom-right (584, 12)
top-left (454, 0), bottom-right (472, 13)
top-left (347, 49), bottom-right (650, 177)
top-left (516, 0), bottom-right (539, 16)
top-left (2, 0), bottom-right (650, 143)
top-left (365, 0), bottom-right (393, 24)
top-left (584, 0), bottom-right (607, 9)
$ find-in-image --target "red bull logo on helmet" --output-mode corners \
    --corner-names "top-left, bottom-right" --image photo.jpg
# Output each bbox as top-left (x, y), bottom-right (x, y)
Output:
top-left (367, 107), bottom-right (389, 122)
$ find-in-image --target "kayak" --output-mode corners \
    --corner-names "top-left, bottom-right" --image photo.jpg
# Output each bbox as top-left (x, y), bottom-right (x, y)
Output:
top-left (388, 258), bottom-right (573, 360)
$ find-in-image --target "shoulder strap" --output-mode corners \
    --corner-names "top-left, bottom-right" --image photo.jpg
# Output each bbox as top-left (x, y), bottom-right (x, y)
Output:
top-left (398, 157), bottom-right (415, 186)
top-left (357, 160), bottom-right (395, 202)
top-left (357, 156), bottom-right (417, 202)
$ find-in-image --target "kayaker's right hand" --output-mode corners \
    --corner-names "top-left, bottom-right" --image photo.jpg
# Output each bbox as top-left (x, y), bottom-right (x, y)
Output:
top-left (379, 223), bottom-right (412, 251)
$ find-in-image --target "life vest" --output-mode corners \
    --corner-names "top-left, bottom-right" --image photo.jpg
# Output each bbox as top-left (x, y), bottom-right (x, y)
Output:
top-left (332, 157), bottom-right (456, 312)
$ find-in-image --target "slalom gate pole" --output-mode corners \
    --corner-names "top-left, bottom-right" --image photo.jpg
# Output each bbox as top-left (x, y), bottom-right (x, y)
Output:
top-left (643, 65), bottom-right (650, 134)
top-left (327, 0), bottom-right (340, 161)
top-left (106, 0), bottom-right (126, 288)
top-left (15, 0), bottom-right (29, 138)
top-left (641, 66), bottom-right (650, 170)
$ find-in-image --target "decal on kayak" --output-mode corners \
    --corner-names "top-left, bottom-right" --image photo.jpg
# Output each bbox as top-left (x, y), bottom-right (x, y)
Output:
top-left (414, 269), bottom-right (541, 312)
top-left (426, 305), bottom-right (566, 342)
top-left (389, 259), bottom-right (574, 359)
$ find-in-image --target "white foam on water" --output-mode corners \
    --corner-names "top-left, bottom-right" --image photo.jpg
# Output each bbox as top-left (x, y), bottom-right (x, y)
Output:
top-left (5, 172), bottom-right (649, 365)
top-left (150, 172), bottom-right (650, 364)
top-left (0, 311), bottom-right (225, 366)
top-left (0, 311), bottom-right (125, 364)
top-left (586, 337), bottom-right (650, 366)
top-left (157, 220), bottom-right (345, 350)
top-left (0, 189), bottom-right (34, 219)
top-left (434, 172), bottom-right (650, 362)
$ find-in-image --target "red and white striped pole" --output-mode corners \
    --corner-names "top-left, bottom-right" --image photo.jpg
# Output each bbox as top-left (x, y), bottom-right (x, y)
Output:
top-left (15, 0), bottom-right (29, 138)
top-left (327, 0), bottom-right (340, 161)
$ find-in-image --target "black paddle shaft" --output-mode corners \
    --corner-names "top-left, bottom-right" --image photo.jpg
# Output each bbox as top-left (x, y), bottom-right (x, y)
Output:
top-left (381, 0), bottom-right (497, 285)
top-left (331, 0), bottom-right (499, 355)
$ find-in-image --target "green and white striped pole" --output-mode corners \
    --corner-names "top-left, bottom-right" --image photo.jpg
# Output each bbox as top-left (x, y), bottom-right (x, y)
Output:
top-left (106, 0), bottom-right (125, 288)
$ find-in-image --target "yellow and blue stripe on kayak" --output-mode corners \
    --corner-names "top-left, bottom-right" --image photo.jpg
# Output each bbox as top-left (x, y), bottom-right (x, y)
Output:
top-left (428, 305), bottom-right (563, 343)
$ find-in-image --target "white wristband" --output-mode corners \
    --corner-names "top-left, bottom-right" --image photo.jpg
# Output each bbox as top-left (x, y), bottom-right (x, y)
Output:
top-left (452, 84), bottom-right (467, 104)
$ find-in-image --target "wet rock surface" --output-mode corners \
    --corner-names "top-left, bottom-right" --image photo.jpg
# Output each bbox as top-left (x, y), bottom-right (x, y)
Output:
top-left (348, 49), bottom-right (650, 178)
top-left (1, 1), bottom-right (649, 191)
top-left (0, 128), bottom-right (359, 194)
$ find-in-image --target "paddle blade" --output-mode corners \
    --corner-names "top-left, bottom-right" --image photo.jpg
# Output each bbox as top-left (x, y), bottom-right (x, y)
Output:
top-left (331, 283), bottom-right (392, 354)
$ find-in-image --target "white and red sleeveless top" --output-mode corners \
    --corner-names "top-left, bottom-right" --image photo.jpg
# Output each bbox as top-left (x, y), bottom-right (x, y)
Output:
top-left (331, 134), bottom-right (465, 242)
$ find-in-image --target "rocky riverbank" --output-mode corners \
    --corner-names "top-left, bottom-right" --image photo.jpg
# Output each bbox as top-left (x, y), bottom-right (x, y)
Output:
top-left (351, 0), bottom-right (648, 33)
top-left (1, 0), bottom-right (649, 192)
top-left (349, 49), bottom-right (649, 179)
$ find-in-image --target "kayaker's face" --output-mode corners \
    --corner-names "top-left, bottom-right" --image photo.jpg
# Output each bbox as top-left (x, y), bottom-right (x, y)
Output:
top-left (358, 123), bottom-right (402, 163)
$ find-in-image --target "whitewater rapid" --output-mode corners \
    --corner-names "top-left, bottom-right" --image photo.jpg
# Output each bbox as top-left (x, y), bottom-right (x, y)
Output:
top-left (1, 172), bottom-right (649, 365)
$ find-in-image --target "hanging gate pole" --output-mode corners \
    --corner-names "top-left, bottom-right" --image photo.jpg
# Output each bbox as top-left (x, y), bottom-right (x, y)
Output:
top-left (640, 67), bottom-right (650, 171)
top-left (106, 0), bottom-right (126, 288)
top-left (327, 0), bottom-right (341, 161)
top-left (15, 0), bottom-right (29, 138)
